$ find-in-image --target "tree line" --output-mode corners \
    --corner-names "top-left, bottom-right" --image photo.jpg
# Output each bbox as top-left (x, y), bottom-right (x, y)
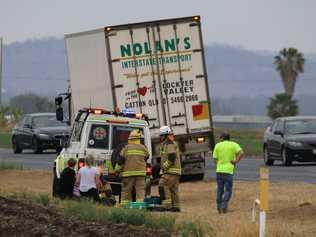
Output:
top-left (0, 93), bottom-right (55, 130)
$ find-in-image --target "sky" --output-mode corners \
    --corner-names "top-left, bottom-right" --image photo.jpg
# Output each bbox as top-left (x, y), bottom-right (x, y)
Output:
top-left (1, 0), bottom-right (316, 53)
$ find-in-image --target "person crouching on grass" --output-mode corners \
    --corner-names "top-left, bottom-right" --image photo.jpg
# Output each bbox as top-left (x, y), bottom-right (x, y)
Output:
top-left (213, 132), bottom-right (244, 214)
top-left (76, 155), bottom-right (100, 202)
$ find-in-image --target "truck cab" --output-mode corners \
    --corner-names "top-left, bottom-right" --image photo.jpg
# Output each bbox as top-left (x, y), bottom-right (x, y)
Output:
top-left (52, 108), bottom-right (152, 196)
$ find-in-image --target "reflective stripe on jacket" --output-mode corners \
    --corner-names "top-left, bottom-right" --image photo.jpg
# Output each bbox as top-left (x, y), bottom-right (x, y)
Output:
top-left (160, 141), bottom-right (181, 175)
top-left (120, 143), bottom-right (149, 177)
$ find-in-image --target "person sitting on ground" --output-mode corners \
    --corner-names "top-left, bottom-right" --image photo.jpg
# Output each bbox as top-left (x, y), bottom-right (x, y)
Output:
top-left (59, 158), bottom-right (77, 199)
top-left (76, 154), bottom-right (100, 202)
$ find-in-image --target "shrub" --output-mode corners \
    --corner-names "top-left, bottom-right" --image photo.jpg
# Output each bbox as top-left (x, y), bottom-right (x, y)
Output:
top-left (36, 193), bottom-right (50, 206)
top-left (177, 220), bottom-right (214, 237)
top-left (62, 200), bottom-right (176, 233)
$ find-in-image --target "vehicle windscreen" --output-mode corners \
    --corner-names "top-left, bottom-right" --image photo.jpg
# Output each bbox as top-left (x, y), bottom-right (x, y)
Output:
top-left (285, 119), bottom-right (316, 135)
top-left (112, 126), bottom-right (144, 150)
top-left (32, 116), bottom-right (65, 128)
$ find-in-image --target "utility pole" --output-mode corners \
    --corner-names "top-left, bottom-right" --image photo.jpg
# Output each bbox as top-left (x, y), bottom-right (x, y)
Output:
top-left (0, 37), bottom-right (3, 105)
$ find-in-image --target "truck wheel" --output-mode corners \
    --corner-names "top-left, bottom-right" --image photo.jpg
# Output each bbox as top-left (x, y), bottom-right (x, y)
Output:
top-left (33, 137), bottom-right (42, 154)
top-left (12, 137), bottom-right (22, 154)
top-left (180, 173), bottom-right (204, 182)
top-left (281, 148), bottom-right (292, 166)
top-left (264, 146), bottom-right (274, 166)
top-left (193, 173), bottom-right (204, 181)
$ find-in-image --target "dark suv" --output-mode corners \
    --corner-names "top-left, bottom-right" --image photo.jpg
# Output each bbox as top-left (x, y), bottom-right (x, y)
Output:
top-left (11, 113), bottom-right (70, 154)
top-left (263, 116), bottom-right (316, 166)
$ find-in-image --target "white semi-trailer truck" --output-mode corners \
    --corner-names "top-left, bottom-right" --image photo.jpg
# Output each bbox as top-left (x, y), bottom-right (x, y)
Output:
top-left (62, 16), bottom-right (214, 179)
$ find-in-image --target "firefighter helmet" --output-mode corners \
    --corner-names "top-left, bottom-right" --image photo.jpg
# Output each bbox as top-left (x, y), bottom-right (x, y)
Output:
top-left (159, 126), bottom-right (173, 136)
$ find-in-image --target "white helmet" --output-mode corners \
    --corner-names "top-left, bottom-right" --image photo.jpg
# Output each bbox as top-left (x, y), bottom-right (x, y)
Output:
top-left (159, 126), bottom-right (173, 136)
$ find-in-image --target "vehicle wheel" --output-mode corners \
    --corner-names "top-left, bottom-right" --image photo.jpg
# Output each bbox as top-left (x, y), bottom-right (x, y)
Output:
top-left (281, 148), bottom-right (292, 166)
top-left (12, 137), bottom-right (22, 154)
top-left (52, 167), bottom-right (61, 197)
top-left (264, 146), bottom-right (274, 166)
top-left (33, 137), bottom-right (42, 154)
top-left (180, 173), bottom-right (204, 182)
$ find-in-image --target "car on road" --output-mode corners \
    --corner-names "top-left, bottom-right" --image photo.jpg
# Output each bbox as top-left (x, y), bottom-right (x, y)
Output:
top-left (263, 116), bottom-right (316, 166)
top-left (11, 113), bottom-right (70, 154)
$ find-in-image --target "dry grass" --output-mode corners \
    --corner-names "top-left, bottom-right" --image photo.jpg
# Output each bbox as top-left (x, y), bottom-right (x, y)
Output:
top-left (0, 170), bottom-right (51, 194)
top-left (1, 170), bottom-right (316, 236)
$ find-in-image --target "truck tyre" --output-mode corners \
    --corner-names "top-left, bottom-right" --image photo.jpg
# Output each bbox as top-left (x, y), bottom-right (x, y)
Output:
top-left (193, 173), bottom-right (204, 181)
top-left (264, 146), bottom-right (274, 166)
top-left (180, 173), bottom-right (204, 182)
top-left (12, 137), bottom-right (22, 154)
top-left (33, 137), bottom-right (42, 154)
top-left (281, 148), bottom-right (292, 166)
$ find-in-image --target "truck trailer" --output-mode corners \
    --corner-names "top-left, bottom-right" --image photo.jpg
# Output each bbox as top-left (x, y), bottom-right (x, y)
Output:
top-left (62, 16), bottom-right (214, 179)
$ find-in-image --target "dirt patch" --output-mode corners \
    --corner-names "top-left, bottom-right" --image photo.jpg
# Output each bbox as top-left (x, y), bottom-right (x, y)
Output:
top-left (0, 170), bottom-right (51, 194)
top-left (1, 170), bottom-right (316, 236)
top-left (0, 196), bottom-right (169, 237)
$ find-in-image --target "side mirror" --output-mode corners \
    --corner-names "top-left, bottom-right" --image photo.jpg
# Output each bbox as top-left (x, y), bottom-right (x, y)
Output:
top-left (56, 107), bottom-right (64, 121)
top-left (55, 96), bottom-right (63, 106)
top-left (274, 130), bottom-right (283, 136)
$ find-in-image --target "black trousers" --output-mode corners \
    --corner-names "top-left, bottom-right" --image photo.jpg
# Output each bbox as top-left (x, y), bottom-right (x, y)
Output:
top-left (80, 188), bottom-right (100, 202)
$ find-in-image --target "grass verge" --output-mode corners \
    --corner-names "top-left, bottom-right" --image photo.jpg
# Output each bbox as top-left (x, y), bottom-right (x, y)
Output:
top-left (214, 128), bottom-right (264, 156)
top-left (0, 161), bottom-right (23, 170)
top-left (0, 132), bottom-right (11, 148)
top-left (63, 200), bottom-right (176, 233)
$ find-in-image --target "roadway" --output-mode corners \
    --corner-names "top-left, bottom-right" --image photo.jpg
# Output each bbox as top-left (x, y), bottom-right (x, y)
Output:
top-left (0, 148), bottom-right (316, 183)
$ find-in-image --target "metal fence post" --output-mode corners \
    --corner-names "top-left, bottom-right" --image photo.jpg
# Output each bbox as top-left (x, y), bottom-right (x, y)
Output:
top-left (259, 167), bottom-right (269, 237)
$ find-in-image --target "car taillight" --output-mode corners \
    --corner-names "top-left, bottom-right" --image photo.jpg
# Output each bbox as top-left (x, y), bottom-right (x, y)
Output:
top-left (146, 166), bottom-right (152, 176)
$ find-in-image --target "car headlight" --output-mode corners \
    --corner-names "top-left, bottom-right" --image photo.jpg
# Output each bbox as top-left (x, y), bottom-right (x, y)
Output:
top-left (38, 133), bottom-right (50, 139)
top-left (287, 141), bottom-right (303, 148)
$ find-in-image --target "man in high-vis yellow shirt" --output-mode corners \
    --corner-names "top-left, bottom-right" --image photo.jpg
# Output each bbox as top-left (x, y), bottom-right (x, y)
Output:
top-left (213, 132), bottom-right (244, 214)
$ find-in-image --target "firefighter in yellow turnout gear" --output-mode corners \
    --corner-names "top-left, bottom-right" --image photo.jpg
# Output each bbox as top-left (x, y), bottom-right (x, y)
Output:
top-left (115, 130), bottom-right (149, 206)
top-left (159, 126), bottom-right (181, 212)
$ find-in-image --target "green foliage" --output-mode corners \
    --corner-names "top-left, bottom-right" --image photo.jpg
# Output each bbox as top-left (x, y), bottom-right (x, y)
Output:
top-left (63, 200), bottom-right (176, 233)
top-left (0, 161), bottom-right (24, 170)
top-left (274, 48), bottom-right (305, 97)
top-left (214, 128), bottom-right (263, 156)
top-left (0, 105), bottom-right (22, 130)
top-left (267, 93), bottom-right (299, 119)
top-left (10, 93), bottom-right (55, 114)
top-left (36, 193), bottom-right (50, 206)
top-left (0, 132), bottom-right (12, 148)
top-left (177, 220), bottom-right (214, 237)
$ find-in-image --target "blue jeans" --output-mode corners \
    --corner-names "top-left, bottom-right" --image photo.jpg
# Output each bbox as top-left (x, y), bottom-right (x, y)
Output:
top-left (216, 173), bottom-right (233, 209)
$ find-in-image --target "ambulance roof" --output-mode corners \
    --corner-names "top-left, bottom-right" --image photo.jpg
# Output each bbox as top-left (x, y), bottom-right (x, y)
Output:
top-left (86, 113), bottom-right (148, 126)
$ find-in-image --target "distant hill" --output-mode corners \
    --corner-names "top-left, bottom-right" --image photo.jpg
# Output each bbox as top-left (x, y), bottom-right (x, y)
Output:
top-left (3, 38), bottom-right (68, 99)
top-left (2, 38), bottom-right (316, 115)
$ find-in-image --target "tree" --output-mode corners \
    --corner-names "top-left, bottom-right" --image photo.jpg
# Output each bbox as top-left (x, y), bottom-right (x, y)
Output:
top-left (9, 93), bottom-right (55, 114)
top-left (274, 48), bottom-right (305, 98)
top-left (0, 105), bottom-right (22, 130)
top-left (267, 93), bottom-right (298, 119)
